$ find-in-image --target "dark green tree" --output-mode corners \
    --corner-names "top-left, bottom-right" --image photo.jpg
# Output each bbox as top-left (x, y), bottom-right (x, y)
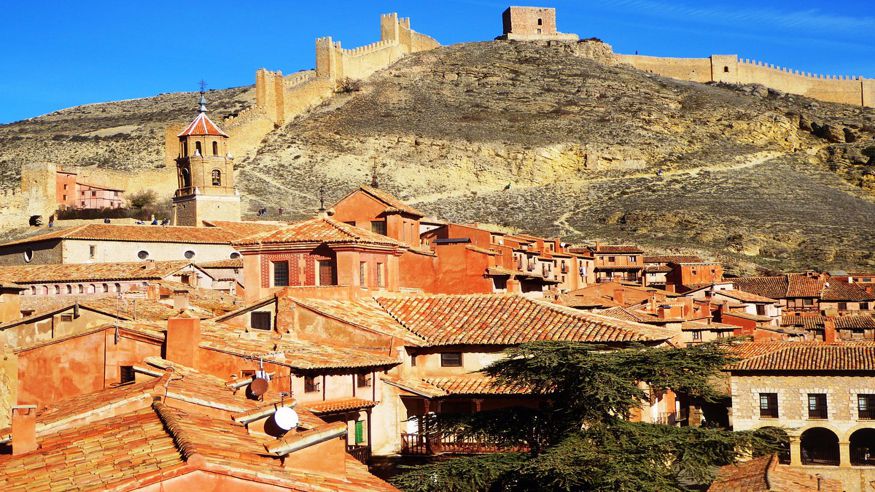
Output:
top-left (392, 341), bottom-right (782, 492)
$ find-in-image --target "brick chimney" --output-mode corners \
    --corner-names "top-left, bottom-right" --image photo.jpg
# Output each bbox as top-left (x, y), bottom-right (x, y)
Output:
top-left (613, 287), bottom-right (625, 306)
top-left (172, 289), bottom-right (190, 311)
top-left (165, 317), bottom-right (200, 367)
top-left (823, 317), bottom-right (837, 344)
top-left (11, 404), bottom-right (37, 455)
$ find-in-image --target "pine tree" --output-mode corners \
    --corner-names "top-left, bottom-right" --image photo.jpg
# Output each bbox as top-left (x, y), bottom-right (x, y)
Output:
top-left (392, 341), bottom-right (782, 492)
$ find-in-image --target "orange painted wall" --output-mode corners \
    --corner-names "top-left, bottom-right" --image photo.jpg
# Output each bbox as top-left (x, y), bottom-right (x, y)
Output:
top-left (332, 190), bottom-right (421, 247)
top-left (399, 249), bottom-right (437, 291)
top-left (433, 243), bottom-right (494, 294)
top-left (666, 264), bottom-right (724, 288)
top-left (16, 329), bottom-right (160, 406)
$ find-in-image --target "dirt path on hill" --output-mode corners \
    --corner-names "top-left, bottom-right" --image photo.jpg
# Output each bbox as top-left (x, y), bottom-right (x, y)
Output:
top-left (409, 150), bottom-right (785, 207)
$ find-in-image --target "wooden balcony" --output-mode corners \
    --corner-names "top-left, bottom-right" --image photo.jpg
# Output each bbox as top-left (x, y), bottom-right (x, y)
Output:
top-left (400, 432), bottom-right (528, 456)
top-left (347, 444), bottom-right (370, 464)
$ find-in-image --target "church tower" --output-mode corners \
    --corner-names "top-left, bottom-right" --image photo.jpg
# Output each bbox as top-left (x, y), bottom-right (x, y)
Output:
top-left (171, 91), bottom-right (241, 226)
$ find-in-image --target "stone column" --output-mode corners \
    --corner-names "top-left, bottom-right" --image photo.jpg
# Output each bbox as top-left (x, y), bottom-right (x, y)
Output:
top-left (839, 440), bottom-right (851, 468)
top-left (789, 435), bottom-right (802, 466)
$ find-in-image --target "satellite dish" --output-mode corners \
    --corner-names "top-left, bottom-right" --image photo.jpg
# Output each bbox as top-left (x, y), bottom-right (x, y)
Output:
top-left (250, 377), bottom-right (270, 397)
top-left (274, 406), bottom-right (299, 431)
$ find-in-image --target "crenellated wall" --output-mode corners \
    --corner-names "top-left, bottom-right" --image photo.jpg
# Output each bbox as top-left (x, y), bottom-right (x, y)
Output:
top-left (257, 12), bottom-right (439, 126)
top-left (616, 52), bottom-right (872, 108)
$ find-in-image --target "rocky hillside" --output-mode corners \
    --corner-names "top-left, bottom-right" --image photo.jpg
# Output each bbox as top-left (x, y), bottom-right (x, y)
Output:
top-left (2, 41), bottom-right (874, 273)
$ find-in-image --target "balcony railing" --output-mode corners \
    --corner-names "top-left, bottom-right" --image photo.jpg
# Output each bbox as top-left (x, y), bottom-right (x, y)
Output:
top-left (347, 445), bottom-right (370, 464)
top-left (400, 432), bottom-right (528, 456)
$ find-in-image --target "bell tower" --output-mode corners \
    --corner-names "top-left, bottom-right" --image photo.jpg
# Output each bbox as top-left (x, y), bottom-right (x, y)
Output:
top-left (171, 89), bottom-right (241, 226)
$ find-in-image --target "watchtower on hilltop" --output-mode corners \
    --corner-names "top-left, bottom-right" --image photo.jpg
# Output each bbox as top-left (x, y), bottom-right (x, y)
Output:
top-left (171, 92), bottom-right (241, 227)
top-left (498, 6), bottom-right (579, 41)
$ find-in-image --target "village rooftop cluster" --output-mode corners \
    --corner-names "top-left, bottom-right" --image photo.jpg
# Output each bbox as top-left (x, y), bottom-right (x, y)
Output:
top-left (1, 6), bottom-right (874, 492)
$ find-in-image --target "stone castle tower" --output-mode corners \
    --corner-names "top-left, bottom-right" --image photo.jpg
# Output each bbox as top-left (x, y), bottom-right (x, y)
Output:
top-left (171, 92), bottom-right (241, 227)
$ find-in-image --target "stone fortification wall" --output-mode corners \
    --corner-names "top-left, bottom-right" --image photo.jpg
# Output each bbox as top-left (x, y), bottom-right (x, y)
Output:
top-left (616, 52), bottom-right (873, 108)
top-left (256, 12), bottom-right (439, 127)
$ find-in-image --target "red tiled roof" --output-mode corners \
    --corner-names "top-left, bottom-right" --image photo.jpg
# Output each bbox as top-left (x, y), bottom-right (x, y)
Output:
top-left (0, 408), bottom-right (183, 492)
top-left (0, 260), bottom-right (192, 284)
top-left (708, 454), bottom-right (841, 492)
top-left (381, 374), bottom-right (528, 398)
top-left (203, 220), bottom-right (287, 239)
top-left (821, 281), bottom-right (875, 301)
top-left (303, 398), bottom-right (378, 414)
top-left (728, 343), bottom-right (875, 372)
top-left (196, 258), bottom-right (244, 268)
top-left (1, 224), bottom-right (238, 247)
top-left (786, 273), bottom-right (825, 298)
top-left (177, 111), bottom-right (228, 137)
top-left (354, 185), bottom-right (425, 217)
top-left (644, 255), bottom-right (703, 264)
top-left (594, 245), bottom-right (644, 254)
top-left (289, 296), bottom-right (426, 346)
top-left (233, 216), bottom-right (404, 247)
top-left (714, 289), bottom-right (778, 304)
top-left (198, 322), bottom-right (401, 370)
top-left (375, 294), bottom-right (675, 346)
top-left (732, 276), bottom-right (789, 300)
top-left (0, 260), bottom-right (191, 284)
top-left (0, 359), bottom-right (397, 491)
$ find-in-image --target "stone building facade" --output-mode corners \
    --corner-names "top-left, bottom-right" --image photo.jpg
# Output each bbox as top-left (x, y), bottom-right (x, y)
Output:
top-left (728, 343), bottom-right (875, 492)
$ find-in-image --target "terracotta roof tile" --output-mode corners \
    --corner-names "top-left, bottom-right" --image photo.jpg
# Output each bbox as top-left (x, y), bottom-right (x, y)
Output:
top-left (728, 342), bottom-right (875, 372)
top-left (202, 220), bottom-right (287, 239)
top-left (233, 216), bottom-right (404, 247)
top-left (708, 454), bottom-right (841, 491)
top-left (821, 281), bottom-right (875, 301)
top-left (303, 398), bottom-right (378, 414)
top-left (714, 289), bottom-right (778, 304)
top-left (177, 111), bottom-right (228, 137)
top-left (198, 322), bottom-right (400, 370)
top-left (0, 261), bottom-right (192, 284)
top-left (375, 294), bottom-right (675, 346)
top-left (1, 224), bottom-right (243, 247)
top-left (732, 276), bottom-right (789, 300)
top-left (382, 374), bottom-right (529, 398)
top-left (786, 273), bottom-right (825, 298)
top-left (593, 245), bottom-right (643, 254)
top-left (644, 255), bottom-right (703, 264)
top-left (196, 258), bottom-right (244, 268)
top-left (289, 296), bottom-right (425, 346)
top-left (356, 185), bottom-right (425, 217)
top-left (0, 408), bottom-right (183, 492)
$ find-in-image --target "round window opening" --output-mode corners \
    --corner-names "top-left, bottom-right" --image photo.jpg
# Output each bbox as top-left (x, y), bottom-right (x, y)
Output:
top-left (230, 252), bottom-right (241, 259)
top-left (184, 250), bottom-right (196, 260)
top-left (137, 250), bottom-right (150, 260)
top-left (23, 249), bottom-right (33, 263)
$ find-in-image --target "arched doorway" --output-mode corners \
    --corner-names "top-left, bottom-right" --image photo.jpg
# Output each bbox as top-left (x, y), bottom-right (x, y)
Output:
top-left (801, 427), bottom-right (839, 466)
top-left (756, 426), bottom-right (790, 464)
top-left (850, 428), bottom-right (875, 466)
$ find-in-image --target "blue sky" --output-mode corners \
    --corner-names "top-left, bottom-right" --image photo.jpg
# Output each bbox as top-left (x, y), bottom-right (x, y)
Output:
top-left (1, 0), bottom-right (872, 124)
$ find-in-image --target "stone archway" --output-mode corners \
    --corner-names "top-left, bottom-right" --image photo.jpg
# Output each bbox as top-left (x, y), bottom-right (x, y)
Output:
top-left (850, 428), bottom-right (875, 466)
top-left (800, 427), bottom-right (840, 466)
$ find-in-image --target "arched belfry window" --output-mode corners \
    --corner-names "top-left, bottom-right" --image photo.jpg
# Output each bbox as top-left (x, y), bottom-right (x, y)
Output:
top-left (212, 169), bottom-right (221, 186)
top-left (212, 141), bottom-right (219, 156)
top-left (182, 140), bottom-right (188, 157)
top-left (182, 168), bottom-right (191, 188)
top-left (195, 141), bottom-right (202, 156)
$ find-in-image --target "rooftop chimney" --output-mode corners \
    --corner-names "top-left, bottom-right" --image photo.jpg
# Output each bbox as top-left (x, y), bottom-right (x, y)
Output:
top-left (12, 404), bottom-right (37, 455)
top-left (823, 317), bottom-right (837, 344)
top-left (165, 317), bottom-right (201, 367)
top-left (613, 287), bottom-right (625, 306)
top-left (172, 289), bottom-right (190, 311)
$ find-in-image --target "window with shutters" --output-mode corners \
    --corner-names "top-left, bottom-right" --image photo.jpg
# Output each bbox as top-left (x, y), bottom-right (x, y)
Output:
top-left (318, 260), bottom-right (336, 286)
top-left (808, 393), bottom-right (828, 419)
top-left (759, 393), bottom-right (778, 418)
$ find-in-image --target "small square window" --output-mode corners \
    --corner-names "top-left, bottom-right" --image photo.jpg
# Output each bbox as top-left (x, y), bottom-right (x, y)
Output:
top-left (357, 373), bottom-right (372, 388)
top-left (250, 311), bottom-right (272, 330)
top-left (440, 352), bottom-right (463, 367)
top-left (304, 375), bottom-right (321, 393)
top-left (120, 366), bottom-right (135, 384)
